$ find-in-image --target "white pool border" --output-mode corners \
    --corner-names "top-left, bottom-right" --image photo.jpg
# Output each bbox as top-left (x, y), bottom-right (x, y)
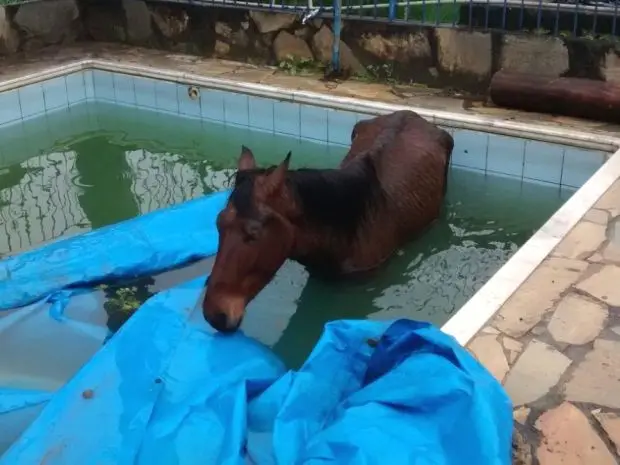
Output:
top-left (3, 59), bottom-right (620, 347)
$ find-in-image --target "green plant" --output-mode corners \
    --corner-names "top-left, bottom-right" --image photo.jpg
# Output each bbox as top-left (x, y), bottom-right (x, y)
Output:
top-left (356, 62), bottom-right (397, 84)
top-left (277, 56), bottom-right (322, 75)
top-left (103, 286), bottom-right (144, 314)
top-left (100, 279), bottom-right (155, 333)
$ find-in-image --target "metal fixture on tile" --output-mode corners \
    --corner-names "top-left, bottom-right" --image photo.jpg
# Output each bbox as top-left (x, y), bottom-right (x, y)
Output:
top-left (188, 86), bottom-right (200, 100)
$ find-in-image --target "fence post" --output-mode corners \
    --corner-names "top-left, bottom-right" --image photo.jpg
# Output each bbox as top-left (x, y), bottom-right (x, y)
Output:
top-left (388, 0), bottom-right (397, 21)
top-left (331, 0), bottom-right (342, 73)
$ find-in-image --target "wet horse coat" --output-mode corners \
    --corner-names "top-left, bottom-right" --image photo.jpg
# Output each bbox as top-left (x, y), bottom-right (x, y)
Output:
top-left (203, 110), bottom-right (454, 332)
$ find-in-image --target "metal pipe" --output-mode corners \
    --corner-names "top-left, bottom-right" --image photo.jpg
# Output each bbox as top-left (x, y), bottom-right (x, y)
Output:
top-left (332, 0), bottom-right (342, 73)
top-left (388, 0), bottom-right (397, 20)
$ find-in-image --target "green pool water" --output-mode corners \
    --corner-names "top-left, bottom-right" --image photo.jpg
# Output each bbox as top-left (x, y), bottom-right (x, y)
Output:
top-left (0, 101), bottom-right (573, 368)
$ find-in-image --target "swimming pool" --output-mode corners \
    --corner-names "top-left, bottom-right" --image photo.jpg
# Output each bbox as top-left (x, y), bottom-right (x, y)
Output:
top-left (0, 70), bottom-right (610, 360)
top-left (0, 64), bottom-right (615, 454)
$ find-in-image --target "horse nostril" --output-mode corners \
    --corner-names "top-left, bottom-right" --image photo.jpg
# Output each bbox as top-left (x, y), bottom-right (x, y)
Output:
top-left (207, 311), bottom-right (242, 333)
top-left (209, 312), bottom-right (229, 332)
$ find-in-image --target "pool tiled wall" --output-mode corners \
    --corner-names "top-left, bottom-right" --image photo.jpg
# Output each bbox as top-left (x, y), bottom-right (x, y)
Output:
top-left (0, 69), bottom-right (609, 190)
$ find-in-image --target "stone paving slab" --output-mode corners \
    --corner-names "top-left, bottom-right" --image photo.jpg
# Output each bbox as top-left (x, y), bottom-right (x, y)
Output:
top-left (470, 180), bottom-right (620, 464)
top-left (2, 43), bottom-right (620, 464)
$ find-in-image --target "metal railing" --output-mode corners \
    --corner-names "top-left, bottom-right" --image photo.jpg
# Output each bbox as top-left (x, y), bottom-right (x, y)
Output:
top-left (146, 0), bottom-right (619, 73)
top-left (153, 0), bottom-right (620, 38)
top-left (1, 0), bottom-right (617, 37)
top-left (1, 0), bottom-right (617, 45)
top-left (2, 0), bottom-right (617, 74)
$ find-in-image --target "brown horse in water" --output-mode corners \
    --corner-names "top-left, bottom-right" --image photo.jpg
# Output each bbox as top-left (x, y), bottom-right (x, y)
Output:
top-left (202, 109), bottom-right (454, 332)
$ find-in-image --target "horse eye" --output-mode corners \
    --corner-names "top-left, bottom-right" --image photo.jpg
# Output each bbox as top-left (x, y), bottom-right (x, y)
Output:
top-left (243, 220), bottom-right (262, 242)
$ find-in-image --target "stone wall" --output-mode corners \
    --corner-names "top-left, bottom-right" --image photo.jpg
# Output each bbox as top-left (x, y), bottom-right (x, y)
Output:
top-left (1, 0), bottom-right (620, 94)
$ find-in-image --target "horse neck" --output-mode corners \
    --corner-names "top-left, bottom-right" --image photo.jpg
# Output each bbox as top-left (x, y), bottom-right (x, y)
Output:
top-left (284, 160), bottom-right (381, 251)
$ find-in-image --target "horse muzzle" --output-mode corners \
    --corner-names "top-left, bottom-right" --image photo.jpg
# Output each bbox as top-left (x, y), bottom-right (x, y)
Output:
top-left (202, 291), bottom-right (246, 333)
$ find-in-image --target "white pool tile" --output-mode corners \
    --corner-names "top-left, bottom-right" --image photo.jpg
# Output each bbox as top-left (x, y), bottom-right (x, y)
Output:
top-left (84, 71), bottom-right (95, 100)
top-left (134, 77), bottom-right (157, 109)
top-left (327, 108), bottom-right (357, 146)
top-left (486, 134), bottom-right (525, 178)
top-left (66, 73), bottom-right (86, 105)
top-left (274, 101), bottom-right (300, 137)
top-left (249, 96), bottom-right (274, 132)
top-left (154, 79), bottom-right (179, 114)
top-left (0, 90), bottom-right (21, 126)
top-left (451, 129), bottom-right (488, 171)
top-left (0, 68), bottom-right (612, 197)
top-left (224, 92), bottom-right (249, 127)
top-left (561, 148), bottom-right (607, 188)
top-left (523, 140), bottom-right (564, 185)
top-left (356, 112), bottom-right (373, 122)
top-left (113, 73), bottom-right (136, 107)
top-left (42, 77), bottom-right (69, 112)
top-left (300, 104), bottom-right (328, 141)
top-left (200, 89), bottom-right (225, 122)
top-left (18, 83), bottom-right (45, 120)
top-left (93, 70), bottom-right (115, 102)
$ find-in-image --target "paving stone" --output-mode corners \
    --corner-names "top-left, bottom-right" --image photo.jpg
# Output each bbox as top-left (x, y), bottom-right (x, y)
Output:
top-left (502, 336), bottom-right (524, 364)
top-left (503, 340), bottom-right (572, 407)
top-left (535, 402), bottom-right (616, 465)
top-left (601, 242), bottom-right (620, 263)
top-left (595, 181), bottom-right (620, 213)
top-left (480, 325), bottom-right (500, 335)
top-left (576, 265), bottom-right (620, 307)
top-left (494, 258), bottom-right (588, 338)
top-left (547, 293), bottom-right (608, 345)
top-left (609, 216), bottom-right (620, 243)
top-left (589, 252), bottom-right (605, 263)
top-left (593, 411), bottom-right (620, 455)
top-left (513, 428), bottom-right (534, 465)
top-left (468, 334), bottom-right (510, 382)
top-left (565, 339), bottom-right (620, 408)
top-left (513, 407), bottom-right (530, 425)
top-left (584, 208), bottom-right (610, 225)
top-left (553, 222), bottom-right (607, 260)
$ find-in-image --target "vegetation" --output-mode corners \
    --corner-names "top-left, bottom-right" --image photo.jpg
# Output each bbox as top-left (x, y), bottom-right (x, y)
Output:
top-left (356, 62), bottom-right (397, 84)
top-left (342, 2), bottom-right (460, 24)
top-left (277, 55), bottom-right (324, 75)
top-left (99, 278), bottom-right (155, 333)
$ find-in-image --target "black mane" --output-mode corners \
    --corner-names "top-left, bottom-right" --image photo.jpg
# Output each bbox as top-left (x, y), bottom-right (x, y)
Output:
top-left (231, 157), bottom-right (382, 237)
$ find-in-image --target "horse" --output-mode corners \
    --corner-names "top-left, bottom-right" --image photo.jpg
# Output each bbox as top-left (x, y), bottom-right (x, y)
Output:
top-left (202, 109), bottom-right (454, 332)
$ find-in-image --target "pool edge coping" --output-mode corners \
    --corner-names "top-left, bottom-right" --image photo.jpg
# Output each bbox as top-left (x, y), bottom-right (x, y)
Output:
top-left (2, 58), bottom-right (620, 347)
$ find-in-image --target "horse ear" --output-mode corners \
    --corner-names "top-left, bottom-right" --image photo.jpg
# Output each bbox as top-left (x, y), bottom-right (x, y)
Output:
top-left (263, 151), bottom-right (291, 194)
top-left (238, 145), bottom-right (256, 171)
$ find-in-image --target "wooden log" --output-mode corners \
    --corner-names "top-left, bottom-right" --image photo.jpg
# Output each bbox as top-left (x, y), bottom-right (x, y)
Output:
top-left (489, 71), bottom-right (620, 124)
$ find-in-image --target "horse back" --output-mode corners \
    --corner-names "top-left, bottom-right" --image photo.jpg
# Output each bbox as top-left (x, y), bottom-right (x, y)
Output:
top-left (347, 110), bottom-right (453, 200)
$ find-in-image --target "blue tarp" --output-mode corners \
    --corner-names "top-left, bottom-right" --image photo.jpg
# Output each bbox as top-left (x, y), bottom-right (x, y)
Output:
top-left (0, 190), bottom-right (230, 311)
top-left (0, 190), bottom-right (513, 464)
top-left (1, 278), bottom-right (512, 464)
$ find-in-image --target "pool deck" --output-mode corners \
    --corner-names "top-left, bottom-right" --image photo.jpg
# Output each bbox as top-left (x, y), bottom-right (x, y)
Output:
top-left (3, 43), bottom-right (620, 464)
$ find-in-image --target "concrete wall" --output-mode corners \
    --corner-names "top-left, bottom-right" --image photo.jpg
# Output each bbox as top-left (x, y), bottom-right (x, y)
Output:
top-left (1, 0), bottom-right (620, 94)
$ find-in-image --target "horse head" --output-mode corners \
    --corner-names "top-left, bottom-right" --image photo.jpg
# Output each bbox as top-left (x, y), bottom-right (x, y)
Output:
top-left (202, 146), bottom-right (296, 333)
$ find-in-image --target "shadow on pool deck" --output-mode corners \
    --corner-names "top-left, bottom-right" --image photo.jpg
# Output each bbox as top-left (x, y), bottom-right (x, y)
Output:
top-left (2, 42), bottom-right (620, 464)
